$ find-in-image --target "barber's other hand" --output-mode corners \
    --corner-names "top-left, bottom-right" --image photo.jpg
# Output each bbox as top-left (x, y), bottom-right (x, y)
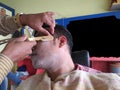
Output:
top-left (20, 12), bottom-right (56, 35)
top-left (1, 35), bottom-right (36, 62)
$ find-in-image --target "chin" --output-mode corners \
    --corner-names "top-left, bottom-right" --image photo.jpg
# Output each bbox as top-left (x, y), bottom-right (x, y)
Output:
top-left (32, 62), bottom-right (39, 69)
top-left (31, 59), bottom-right (43, 69)
top-left (33, 66), bottom-right (39, 69)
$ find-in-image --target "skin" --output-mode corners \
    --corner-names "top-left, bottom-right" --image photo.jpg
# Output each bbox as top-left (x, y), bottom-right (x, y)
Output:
top-left (20, 12), bottom-right (56, 35)
top-left (1, 35), bottom-right (36, 62)
top-left (1, 11), bottom-right (56, 62)
top-left (31, 35), bottom-right (74, 81)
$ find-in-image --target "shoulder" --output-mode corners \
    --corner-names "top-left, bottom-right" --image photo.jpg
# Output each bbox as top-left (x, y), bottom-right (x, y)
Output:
top-left (75, 64), bottom-right (101, 73)
top-left (17, 73), bottom-right (44, 90)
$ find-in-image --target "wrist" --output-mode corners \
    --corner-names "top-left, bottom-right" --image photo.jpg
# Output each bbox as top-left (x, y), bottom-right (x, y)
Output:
top-left (19, 13), bottom-right (27, 26)
top-left (14, 13), bottom-right (26, 27)
top-left (0, 53), bottom-right (14, 71)
top-left (0, 53), bottom-right (14, 64)
top-left (1, 51), bottom-right (14, 62)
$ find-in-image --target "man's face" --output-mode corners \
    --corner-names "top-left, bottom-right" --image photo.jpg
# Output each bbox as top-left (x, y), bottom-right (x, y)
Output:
top-left (31, 33), bottom-right (58, 69)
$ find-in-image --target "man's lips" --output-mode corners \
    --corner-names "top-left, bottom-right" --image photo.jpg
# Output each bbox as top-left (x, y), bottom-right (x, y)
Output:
top-left (30, 53), bottom-right (37, 56)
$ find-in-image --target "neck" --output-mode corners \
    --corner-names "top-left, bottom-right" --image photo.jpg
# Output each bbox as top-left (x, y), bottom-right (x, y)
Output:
top-left (47, 55), bottom-right (75, 81)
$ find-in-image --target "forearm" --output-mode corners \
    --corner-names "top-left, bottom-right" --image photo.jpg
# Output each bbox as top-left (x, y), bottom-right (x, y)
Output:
top-left (0, 53), bottom-right (13, 84)
top-left (0, 15), bottom-right (19, 36)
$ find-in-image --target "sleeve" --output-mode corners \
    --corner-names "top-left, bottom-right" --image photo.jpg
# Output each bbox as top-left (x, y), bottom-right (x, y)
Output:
top-left (0, 15), bottom-right (20, 36)
top-left (0, 53), bottom-right (13, 84)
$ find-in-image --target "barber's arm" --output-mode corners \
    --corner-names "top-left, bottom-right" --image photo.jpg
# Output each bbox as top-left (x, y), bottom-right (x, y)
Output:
top-left (0, 12), bottom-right (55, 36)
top-left (0, 35), bottom-right (36, 84)
top-left (0, 15), bottom-right (18, 36)
top-left (0, 11), bottom-right (55, 84)
top-left (0, 53), bottom-right (13, 84)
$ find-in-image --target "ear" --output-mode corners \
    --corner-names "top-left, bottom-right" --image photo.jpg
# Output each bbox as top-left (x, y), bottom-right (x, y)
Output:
top-left (58, 36), bottom-right (67, 48)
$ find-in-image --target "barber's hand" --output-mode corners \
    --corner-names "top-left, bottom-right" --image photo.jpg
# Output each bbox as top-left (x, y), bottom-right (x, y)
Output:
top-left (1, 35), bottom-right (36, 62)
top-left (20, 12), bottom-right (56, 35)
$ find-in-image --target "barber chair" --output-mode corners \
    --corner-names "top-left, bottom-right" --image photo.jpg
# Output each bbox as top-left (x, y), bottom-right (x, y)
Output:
top-left (71, 50), bottom-right (90, 67)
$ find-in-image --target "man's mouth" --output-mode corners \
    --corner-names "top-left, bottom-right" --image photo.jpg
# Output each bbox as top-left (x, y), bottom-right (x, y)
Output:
top-left (30, 53), bottom-right (37, 56)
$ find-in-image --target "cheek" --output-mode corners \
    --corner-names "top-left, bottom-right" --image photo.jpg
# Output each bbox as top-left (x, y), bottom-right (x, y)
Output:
top-left (36, 42), bottom-right (52, 54)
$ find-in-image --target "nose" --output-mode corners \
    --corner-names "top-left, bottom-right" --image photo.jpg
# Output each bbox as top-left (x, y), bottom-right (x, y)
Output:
top-left (32, 45), bottom-right (37, 51)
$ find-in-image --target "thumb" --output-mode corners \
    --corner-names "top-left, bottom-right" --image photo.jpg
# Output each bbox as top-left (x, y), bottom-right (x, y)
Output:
top-left (17, 35), bottom-right (28, 41)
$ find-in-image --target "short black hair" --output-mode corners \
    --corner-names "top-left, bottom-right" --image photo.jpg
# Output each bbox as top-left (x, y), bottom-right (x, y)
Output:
top-left (53, 24), bottom-right (73, 53)
top-left (34, 24), bottom-right (73, 53)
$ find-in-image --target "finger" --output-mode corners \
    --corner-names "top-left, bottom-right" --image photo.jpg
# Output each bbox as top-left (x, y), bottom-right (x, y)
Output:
top-left (39, 27), bottom-right (51, 35)
top-left (45, 12), bottom-right (56, 28)
top-left (50, 20), bottom-right (56, 34)
top-left (16, 35), bottom-right (28, 41)
top-left (27, 40), bottom-right (37, 46)
top-left (44, 19), bottom-right (55, 34)
top-left (29, 24), bottom-right (50, 36)
top-left (49, 25), bottom-right (55, 34)
top-left (45, 12), bottom-right (56, 17)
top-left (47, 22), bottom-right (55, 35)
